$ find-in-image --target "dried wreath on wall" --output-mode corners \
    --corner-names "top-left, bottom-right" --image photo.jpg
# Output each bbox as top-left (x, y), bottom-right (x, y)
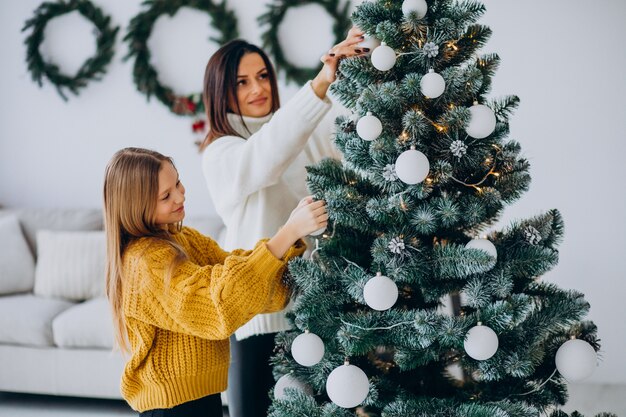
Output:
top-left (22, 0), bottom-right (119, 100)
top-left (258, 0), bottom-right (351, 85)
top-left (124, 0), bottom-right (238, 116)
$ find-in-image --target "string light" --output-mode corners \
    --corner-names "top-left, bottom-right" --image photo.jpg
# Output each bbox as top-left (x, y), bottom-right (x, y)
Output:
top-left (409, 107), bottom-right (449, 133)
top-left (400, 196), bottom-right (408, 211)
top-left (340, 319), bottom-right (414, 331)
top-left (450, 148), bottom-right (502, 190)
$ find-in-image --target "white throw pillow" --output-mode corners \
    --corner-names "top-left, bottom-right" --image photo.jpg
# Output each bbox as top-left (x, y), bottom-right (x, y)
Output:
top-left (34, 230), bottom-right (106, 301)
top-left (0, 215), bottom-right (35, 294)
top-left (0, 294), bottom-right (74, 346)
top-left (52, 298), bottom-right (114, 349)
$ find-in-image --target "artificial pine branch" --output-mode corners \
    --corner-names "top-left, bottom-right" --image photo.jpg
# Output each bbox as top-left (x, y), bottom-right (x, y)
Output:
top-left (270, 0), bottom-right (610, 415)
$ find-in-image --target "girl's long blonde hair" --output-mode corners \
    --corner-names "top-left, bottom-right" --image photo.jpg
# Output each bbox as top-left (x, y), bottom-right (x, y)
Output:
top-left (103, 147), bottom-right (186, 353)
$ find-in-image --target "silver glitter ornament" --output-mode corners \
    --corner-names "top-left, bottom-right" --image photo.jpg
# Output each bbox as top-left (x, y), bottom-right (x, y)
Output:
top-left (423, 42), bottom-right (439, 58)
top-left (524, 225), bottom-right (542, 245)
top-left (450, 140), bottom-right (468, 158)
top-left (388, 237), bottom-right (406, 254)
top-left (383, 164), bottom-right (398, 181)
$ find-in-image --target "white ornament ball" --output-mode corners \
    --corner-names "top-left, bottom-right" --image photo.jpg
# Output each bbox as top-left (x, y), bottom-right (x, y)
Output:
top-left (356, 112), bottom-right (383, 141)
top-left (326, 363), bottom-right (369, 408)
top-left (309, 226), bottom-right (326, 236)
top-left (371, 42), bottom-right (397, 71)
top-left (291, 331), bottom-right (325, 367)
top-left (420, 69), bottom-right (445, 99)
top-left (358, 35), bottom-right (381, 55)
top-left (466, 103), bottom-right (497, 139)
top-left (363, 273), bottom-right (398, 311)
top-left (465, 238), bottom-right (497, 260)
top-left (402, 0), bottom-right (428, 19)
top-left (394, 147), bottom-right (430, 185)
top-left (464, 324), bottom-right (499, 361)
top-left (274, 373), bottom-right (313, 400)
top-left (555, 339), bottom-right (597, 382)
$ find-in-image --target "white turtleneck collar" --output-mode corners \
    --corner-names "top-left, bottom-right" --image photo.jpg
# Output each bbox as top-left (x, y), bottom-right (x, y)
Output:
top-left (226, 112), bottom-right (274, 139)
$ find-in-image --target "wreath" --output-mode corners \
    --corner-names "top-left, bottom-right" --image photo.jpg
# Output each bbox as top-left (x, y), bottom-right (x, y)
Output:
top-left (22, 0), bottom-right (119, 100)
top-left (258, 0), bottom-right (351, 85)
top-left (124, 0), bottom-right (239, 116)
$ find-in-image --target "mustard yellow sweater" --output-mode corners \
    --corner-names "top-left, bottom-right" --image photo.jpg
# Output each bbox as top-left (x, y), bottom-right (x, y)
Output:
top-left (120, 226), bottom-right (304, 412)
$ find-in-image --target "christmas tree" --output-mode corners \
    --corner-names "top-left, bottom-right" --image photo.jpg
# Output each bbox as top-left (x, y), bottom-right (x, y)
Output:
top-left (268, 1), bottom-right (614, 416)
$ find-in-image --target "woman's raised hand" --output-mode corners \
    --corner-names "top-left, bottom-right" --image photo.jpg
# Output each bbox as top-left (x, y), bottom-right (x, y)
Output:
top-left (311, 26), bottom-right (366, 98)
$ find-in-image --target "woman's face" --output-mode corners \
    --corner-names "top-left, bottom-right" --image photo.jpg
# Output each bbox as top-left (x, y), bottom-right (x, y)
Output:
top-left (154, 161), bottom-right (186, 226)
top-left (233, 52), bottom-right (273, 117)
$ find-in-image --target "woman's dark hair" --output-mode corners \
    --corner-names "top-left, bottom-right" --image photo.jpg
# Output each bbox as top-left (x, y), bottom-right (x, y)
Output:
top-left (199, 39), bottom-right (280, 151)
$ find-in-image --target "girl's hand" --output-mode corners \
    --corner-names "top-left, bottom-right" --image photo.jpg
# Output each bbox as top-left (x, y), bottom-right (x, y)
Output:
top-left (294, 195), bottom-right (314, 210)
top-left (285, 199), bottom-right (328, 240)
top-left (285, 196), bottom-right (313, 225)
top-left (311, 26), bottom-right (366, 98)
top-left (266, 198), bottom-right (327, 259)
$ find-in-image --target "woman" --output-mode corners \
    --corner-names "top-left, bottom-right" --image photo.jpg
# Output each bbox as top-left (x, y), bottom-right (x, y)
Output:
top-left (103, 147), bottom-right (326, 416)
top-left (200, 28), bottom-right (365, 417)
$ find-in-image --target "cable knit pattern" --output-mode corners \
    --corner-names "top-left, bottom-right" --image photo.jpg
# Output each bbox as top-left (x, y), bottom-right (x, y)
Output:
top-left (202, 81), bottom-right (342, 340)
top-left (120, 227), bottom-right (305, 412)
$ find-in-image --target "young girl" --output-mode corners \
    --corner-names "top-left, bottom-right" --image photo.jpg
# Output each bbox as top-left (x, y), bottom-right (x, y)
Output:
top-left (199, 28), bottom-right (364, 417)
top-left (103, 147), bottom-right (327, 416)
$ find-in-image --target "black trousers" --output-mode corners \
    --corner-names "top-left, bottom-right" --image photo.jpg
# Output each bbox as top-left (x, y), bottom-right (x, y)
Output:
top-left (139, 393), bottom-right (222, 417)
top-left (227, 333), bottom-right (276, 417)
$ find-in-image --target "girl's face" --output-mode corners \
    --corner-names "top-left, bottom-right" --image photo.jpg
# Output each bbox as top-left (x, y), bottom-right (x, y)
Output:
top-left (154, 161), bottom-right (186, 226)
top-left (233, 52), bottom-right (273, 117)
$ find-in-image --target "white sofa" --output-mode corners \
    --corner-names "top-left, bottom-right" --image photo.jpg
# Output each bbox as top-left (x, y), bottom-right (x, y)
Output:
top-left (0, 208), bottom-right (224, 400)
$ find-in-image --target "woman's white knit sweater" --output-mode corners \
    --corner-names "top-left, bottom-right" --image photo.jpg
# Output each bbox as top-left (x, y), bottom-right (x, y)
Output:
top-left (201, 81), bottom-right (342, 340)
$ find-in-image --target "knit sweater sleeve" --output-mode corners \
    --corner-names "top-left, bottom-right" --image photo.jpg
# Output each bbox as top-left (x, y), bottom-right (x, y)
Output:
top-left (122, 235), bottom-right (305, 340)
top-left (202, 81), bottom-right (332, 208)
top-left (180, 226), bottom-right (259, 265)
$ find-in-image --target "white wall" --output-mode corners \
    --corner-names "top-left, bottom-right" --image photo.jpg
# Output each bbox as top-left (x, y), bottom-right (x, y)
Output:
top-left (1, 0), bottom-right (624, 384)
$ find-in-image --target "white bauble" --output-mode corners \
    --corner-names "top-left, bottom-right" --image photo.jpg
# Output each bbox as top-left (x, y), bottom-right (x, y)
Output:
top-left (363, 272), bottom-right (398, 311)
top-left (358, 35), bottom-right (381, 55)
top-left (394, 147), bottom-right (430, 185)
top-left (466, 103), bottom-right (497, 139)
top-left (555, 339), bottom-right (597, 382)
top-left (464, 324), bottom-right (499, 360)
top-left (310, 226), bottom-right (326, 236)
top-left (402, 0), bottom-right (428, 18)
top-left (420, 69), bottom-right (445, 98)
top-left (465, 238), bottom-right (497, 260)
top-left (274, 373), bottom-right (313, 400)
top-left (356, 112), bottom-right (383, 141)
top-left (291, 331), bottom-right (325, 367)
top-left (371, 42), bottom-right (396, 71)
top-left (326, 363), bottom-right (369, 408)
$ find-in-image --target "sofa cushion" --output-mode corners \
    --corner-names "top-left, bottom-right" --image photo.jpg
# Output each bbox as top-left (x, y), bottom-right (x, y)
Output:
top-left (0, 294), bottom-right (74, 347)
top-left (0, 215), bottom-right (35, 294)
top-left (52, 297), bottom-right (114, 349)
top-left (34, 230), bottom-right (105, 301)
top-left (0, 208), bottom-right (103, 257)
